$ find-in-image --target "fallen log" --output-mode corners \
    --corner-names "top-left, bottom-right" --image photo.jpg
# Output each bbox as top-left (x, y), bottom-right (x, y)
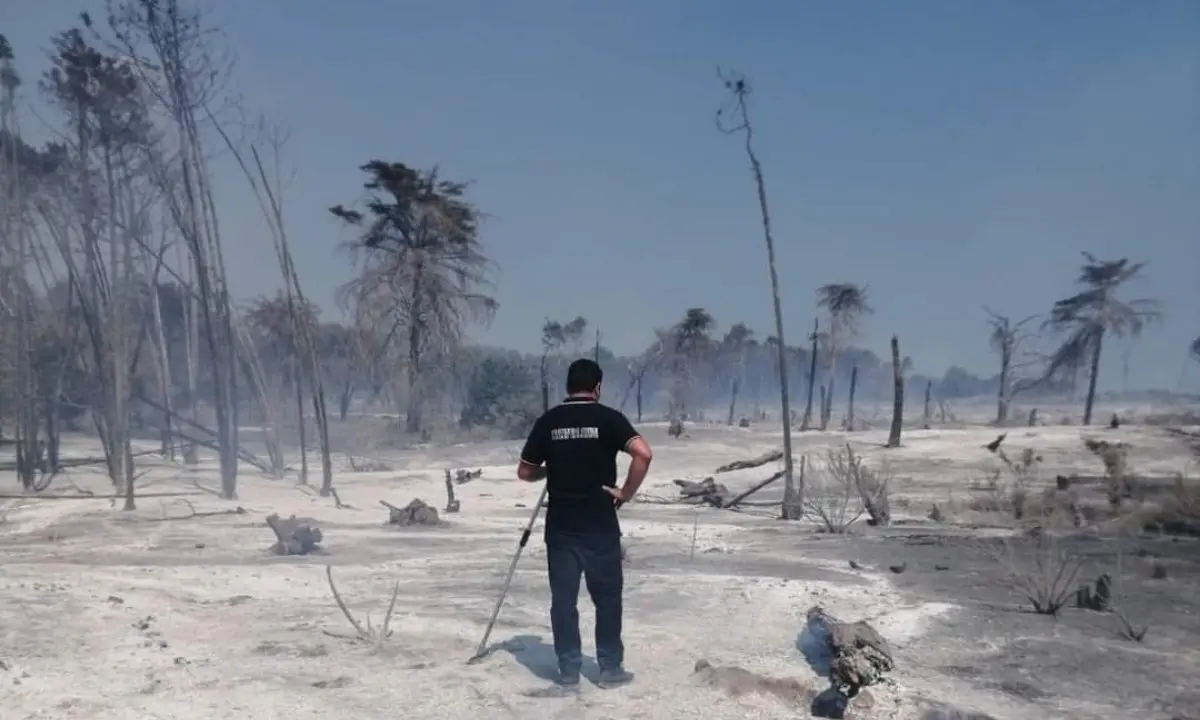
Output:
top-left (723, 468), bottom-right (787, 508)
top-left (380, 498), bottom-right (441, 526)
top-left (714, 449), bottom-right (783, 474)
top-left (266, 513), bottom-right (323, 555)
top-left (136, 393), bottom-right (273, 473)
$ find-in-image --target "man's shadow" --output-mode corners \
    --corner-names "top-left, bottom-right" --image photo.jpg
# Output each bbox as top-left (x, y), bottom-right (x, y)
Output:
top-left (498, 634), bottom-right (601, 683)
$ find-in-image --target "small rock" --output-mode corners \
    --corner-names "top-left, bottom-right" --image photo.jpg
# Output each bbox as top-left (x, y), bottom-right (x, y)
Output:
top-left (888, 562), bottom-right (907, 574)
top-left (934, 564), bottom-right (949, 571)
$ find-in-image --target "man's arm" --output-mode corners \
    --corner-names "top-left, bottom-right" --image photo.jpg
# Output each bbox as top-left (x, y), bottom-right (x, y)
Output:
top-left (516, 416), bottom-right (548, 482)
top-left (603, 412), bottom-right (652, 504)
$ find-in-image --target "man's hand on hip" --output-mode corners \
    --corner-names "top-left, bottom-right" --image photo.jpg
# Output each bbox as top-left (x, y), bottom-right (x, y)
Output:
top-left (603, 484), bottom-right (634, 508)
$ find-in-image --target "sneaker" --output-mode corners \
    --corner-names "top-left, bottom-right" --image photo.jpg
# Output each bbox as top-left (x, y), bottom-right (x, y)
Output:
top-left (596, 668), bottom-right (634, 689)
top-left (556, 670), bottom-right (581, 687)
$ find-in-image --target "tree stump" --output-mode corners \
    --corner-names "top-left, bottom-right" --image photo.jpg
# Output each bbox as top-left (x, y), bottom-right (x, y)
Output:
top-left (1076, 573), bottom-right (1112, 612)
top-left (266, 513), bottom-right (323, 555)
top-left (673, 477), bottom-right (730, 506)
top-left (381, 498), bottom-right (441, 526)
top-left (443, 470), bottom-right (461, 513)
top-left (804, 606), bottom-right (894, 695)
top-left (668, 418), bottom-right (684, 438)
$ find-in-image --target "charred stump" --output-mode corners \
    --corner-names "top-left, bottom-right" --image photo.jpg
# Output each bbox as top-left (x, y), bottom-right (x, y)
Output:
top-left (443, 470), bottom-right (461, 513)
top-left (381, 498), bottom-right (441, 526)
top-left (1076, 573), bottom-right (1112, 612)
top-left (673, 477), bottom-right (731, 507)
top-left (266, 513), bottom-right (323, 555)
top-left (803, 606), bottom-right (894, 696)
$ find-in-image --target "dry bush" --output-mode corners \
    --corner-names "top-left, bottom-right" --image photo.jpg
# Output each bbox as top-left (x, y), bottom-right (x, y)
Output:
top-left (980, 530), bottom-right (1083, 616)
top-left (1106, 535), bottom-right (1149, 642)
top-left (804, 445), bottom-right (891, 532)
top-left (1138, 473), bottom-right (1200, 537)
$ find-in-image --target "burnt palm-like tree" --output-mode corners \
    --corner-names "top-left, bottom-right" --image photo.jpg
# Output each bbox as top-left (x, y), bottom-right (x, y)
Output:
top-left (1044, 253), bottom-right (1161, 425)
top-left (1190, 336), bottom-right (1200, 364)
top-left (331, 162), bottom-right (497, 434)
top-left (816, 283), bottom-right (871, 430)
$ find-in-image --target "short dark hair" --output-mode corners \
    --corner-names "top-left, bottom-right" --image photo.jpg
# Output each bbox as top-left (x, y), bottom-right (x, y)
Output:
top-left (566, 358), bottom-right (603, 394)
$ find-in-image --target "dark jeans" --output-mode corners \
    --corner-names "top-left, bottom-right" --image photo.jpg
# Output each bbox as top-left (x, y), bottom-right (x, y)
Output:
top-left (546, 529), bottom-right (624, 674)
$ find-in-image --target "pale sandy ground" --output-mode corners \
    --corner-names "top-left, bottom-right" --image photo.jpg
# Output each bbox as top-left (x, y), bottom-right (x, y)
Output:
top-left (2, 397), bottom-right (1198, 720)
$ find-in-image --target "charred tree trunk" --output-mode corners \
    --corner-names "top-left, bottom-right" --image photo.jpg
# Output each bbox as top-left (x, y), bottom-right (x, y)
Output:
top-left (1083, 330), bottom-right (1104, 426)
top-left (295, 361), bottom-right (308, 485)
top-left (922, 380), bottom-right (932, 430)
top-left (636, 373), bottom-right (644, 423)
top-left (846, 365), bottom-right (858, 431)
top-left (539, 353), bottom-right (550, 417)
top-left (886, 336), bottom-right (904, 448)
top-left (996, 344), bottom-right (1011, 426)
top-left (727, 375), bottom-right (740, 426)
top-left (802, 317), bottom-right (818, 431)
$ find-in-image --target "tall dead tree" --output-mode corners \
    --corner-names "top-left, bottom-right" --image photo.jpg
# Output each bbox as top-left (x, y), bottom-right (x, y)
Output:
top-left (844, 365), bottom-right (858, 431)
top-left (111, 0), bottom-right (244, 497)
top-left (801, 317), bottom-right (818, 431)
top-left (984, 307), bottom-right (1040, 425)
top-left (886, 336), bottom-right (904, 448)
top-left (716, 70), bottom-right (799, 516)
top-left (0, 36), bottom-right (41, 490)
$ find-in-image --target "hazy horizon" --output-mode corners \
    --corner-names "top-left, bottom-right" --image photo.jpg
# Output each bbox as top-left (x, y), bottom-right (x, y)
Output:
top-left (5, 0), bottom-right (1198, 392)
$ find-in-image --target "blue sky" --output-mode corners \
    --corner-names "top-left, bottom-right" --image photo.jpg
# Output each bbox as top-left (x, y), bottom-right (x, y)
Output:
top-left (5, 0), bottom-right (1199, 390)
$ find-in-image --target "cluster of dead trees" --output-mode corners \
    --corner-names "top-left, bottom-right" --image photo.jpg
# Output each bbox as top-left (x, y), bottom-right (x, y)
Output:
top-left (0, 5), bottom-right (334, 505)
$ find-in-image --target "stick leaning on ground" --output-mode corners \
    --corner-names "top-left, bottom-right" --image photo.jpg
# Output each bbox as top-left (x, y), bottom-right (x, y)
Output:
top-left (467, 483), bottom-right (549, 664)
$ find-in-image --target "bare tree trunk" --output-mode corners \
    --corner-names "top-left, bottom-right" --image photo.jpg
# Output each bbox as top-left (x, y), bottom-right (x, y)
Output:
top-left (539, 354), bottom-right (550, 415)
top-left (636, 373), bottom-right (643, 423)
top-left (736, 101), bottom-right (798, 518)
top-left (727, 375), bottom-right (740, 425)
top-left (886, 336), bottom-right (904, 448)
top-left (1083, 331), bottom-right (1104, 426)
top-left (922, 380), bottom-right (932, 430)
top-left (294, 360), bottom-right (308, 485)
top-left (802, 317), bottom-right (818, 431)
top-left (845, 365), bottom-right (858, 431)
top-left (822, 321), bottom-right (840, 430)
top-left (996, 345), bottom-right (1011, 425)
top-left (146, 271), bottom-right (175, 458)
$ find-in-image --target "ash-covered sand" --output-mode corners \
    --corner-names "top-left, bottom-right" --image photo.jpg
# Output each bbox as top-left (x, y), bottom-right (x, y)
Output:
top-left (2, 406), bottom-right (1198, 719)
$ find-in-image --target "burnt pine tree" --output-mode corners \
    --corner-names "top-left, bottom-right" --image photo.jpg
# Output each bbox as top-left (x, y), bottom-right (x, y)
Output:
top-left (332, 162), bottom-right (497, 434)
top-left (1043, 253), bottom-right (1160, 425)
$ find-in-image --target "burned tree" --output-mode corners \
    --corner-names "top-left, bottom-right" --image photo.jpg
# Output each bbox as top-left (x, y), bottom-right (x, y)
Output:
top-left (721, 323), bottom-right (753, 425)
top-left (801, 317), bottom-right (819, 431)
top-left (816, 283), bottom-right (871, 431)
top-left (886, 336), bottom-right (904, 448)
top-left (1043, 253), bottom-right (1160, 425)
top-left (110, 0), bottom-right (244, 498)
top-left (716, 69), bottom-right (799, 514)
top-left (540, 316), bottom-right (587, 411)
top-left (984, 307), bottom-right (1040, 425)
top-left (332, 162), bottom-right (497, 435)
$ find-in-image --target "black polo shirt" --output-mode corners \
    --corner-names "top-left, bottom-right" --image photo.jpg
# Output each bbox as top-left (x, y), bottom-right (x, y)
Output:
top-left (520, 397), bottom-right (640, 536)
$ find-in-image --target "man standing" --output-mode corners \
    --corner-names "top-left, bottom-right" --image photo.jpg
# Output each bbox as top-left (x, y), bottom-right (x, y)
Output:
top-left (517, 358), bottom-right (653, 689)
